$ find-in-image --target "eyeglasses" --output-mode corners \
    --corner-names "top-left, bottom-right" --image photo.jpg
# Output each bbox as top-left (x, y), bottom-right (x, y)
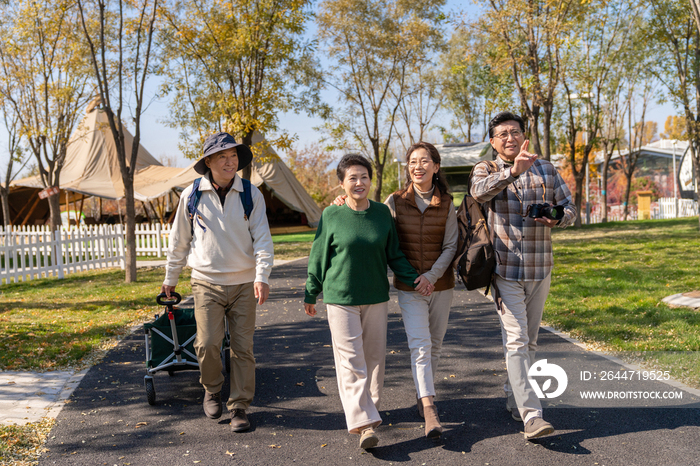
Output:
top-left (493, 129), bottom-right (524, 140)
top-left (408, 159), bottom-right (434, 168)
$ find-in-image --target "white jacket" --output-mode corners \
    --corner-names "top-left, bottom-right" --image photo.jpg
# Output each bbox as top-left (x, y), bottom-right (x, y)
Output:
top-left (164, 174), bottom-right (274, 286)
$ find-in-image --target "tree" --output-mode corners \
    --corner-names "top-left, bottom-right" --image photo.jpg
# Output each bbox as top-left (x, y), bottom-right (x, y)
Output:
top-left (285, 143), bottom-right (339, 207)
top-left (440, 22), bottom-right (514, 143)
top-left (160, 0), bottom-right (325, 176)
top-left (77, 0), bottom-right (160, 282)
top-left (558, 0), bottom-right (639, 226)
top-left (394, 63), bottom-right (444, 151)
top-left (618, 81), bottom-right (656, 220)
top-left (648, 0), bottom-right (700, 230)
top-left (660, 115), bottom-right (688, 139)
top-left (0, 0), bottom-right (92, 231)
top-left (317, 0), bottom-right (446, 201)
top-left (481, 0), bottom-right (582, 161)
top-left (598, 80), bottom-right (627, 223)
top-left (0, 98), bottom-right (30, 227)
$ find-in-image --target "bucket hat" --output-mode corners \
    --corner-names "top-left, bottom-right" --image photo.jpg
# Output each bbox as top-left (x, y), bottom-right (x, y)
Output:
top-left (193, 132), bottom-right (253, 175)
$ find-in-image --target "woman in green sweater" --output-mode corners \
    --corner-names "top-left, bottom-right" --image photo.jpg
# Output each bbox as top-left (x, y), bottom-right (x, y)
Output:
top-left (304, 154), bottom-right (431, 450)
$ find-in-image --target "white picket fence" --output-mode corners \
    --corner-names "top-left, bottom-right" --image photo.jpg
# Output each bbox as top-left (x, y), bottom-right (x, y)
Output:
top-left (133, 223), bottom-right (172, 256)
top-left (0, 223), bottom-right (176, 284)
top-left (653, 198), bottom-right (699, 219)
top-left (0, 225), bottom-right (125, 284)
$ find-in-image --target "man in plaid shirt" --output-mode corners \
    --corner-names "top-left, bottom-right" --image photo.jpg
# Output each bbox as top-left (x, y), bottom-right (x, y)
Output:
top-left (470, 112), bottom-right (576, 440)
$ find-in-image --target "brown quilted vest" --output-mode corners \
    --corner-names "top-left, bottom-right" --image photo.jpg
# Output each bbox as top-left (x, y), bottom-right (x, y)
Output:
top-left (392, 184), bottom-right (455, 292)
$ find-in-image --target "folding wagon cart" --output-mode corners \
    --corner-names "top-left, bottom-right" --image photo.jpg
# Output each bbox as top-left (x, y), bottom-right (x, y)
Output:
top-left (143, 292), bottom-right (230, 405)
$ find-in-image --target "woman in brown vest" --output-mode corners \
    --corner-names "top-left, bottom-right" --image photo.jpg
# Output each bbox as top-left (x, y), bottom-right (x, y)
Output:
top-left (334, 142), bottom-right (458, 439)
top-left (387, 142), bottom-right (457, 439)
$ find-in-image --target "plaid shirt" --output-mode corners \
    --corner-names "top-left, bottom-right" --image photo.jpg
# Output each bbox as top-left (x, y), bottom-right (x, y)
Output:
top-left (470, 157), bottom-right (576, 282)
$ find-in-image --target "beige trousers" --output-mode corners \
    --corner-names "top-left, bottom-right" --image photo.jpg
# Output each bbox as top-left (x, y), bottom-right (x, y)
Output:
top-left (493, 273), bottom-right (551, 423)
top-left (398, 289), bottom-right (454, 398)
top-left (326, 302), bottom-right (388, 434)
top-left (191, 279), bottom-right (257, 411)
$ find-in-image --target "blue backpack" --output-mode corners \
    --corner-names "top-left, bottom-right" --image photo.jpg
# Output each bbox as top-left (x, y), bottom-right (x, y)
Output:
top-left (186, 177), bottom-right (253, 234)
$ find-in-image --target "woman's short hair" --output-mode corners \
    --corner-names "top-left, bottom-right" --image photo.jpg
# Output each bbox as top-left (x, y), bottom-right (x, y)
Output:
top-left (488, 111), bottom-right (525, 138)
top-left (337, 154), bottom-right (373, 182)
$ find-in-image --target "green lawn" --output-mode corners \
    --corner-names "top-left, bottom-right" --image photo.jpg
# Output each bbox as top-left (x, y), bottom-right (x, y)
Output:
top-left (548, 217), bottom-right (700, 387)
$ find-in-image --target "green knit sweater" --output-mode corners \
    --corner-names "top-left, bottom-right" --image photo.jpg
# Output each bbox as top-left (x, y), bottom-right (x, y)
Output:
top-left (304, 201), bottom-right (419, 306)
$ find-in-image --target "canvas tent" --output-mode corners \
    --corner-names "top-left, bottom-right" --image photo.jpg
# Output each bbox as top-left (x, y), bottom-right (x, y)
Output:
top-left (247, 132), bottom-right (322, 227)
top-left (11, 106), bottom-right (179, 200)
top-left (9, 111), bottom-right (321, 227)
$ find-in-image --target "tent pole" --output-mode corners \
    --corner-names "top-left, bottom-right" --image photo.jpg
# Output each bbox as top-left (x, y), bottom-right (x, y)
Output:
top-left (149, 199), bottom-right (162, 224)
top-left (78, 195), bottom-right (85, 224)
top-left (17, 195), bottom-right (40, 226)
top-left (166, 188), bottom-right (180, 223)
top-left (20, 197), bottom-right (41, 226)
top-left (141, 200), bottom-right (151, 222)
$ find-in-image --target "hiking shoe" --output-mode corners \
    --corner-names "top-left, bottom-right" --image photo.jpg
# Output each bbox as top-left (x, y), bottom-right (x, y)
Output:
top-left (230, 409), bottom-right (250, 432)
top-left (203, 391), bottom-right (222, 419)
top-left (506, 395), bottom-right (522, 422)
top-left (423, 405), bottom-right (443, 439)
top-left (416, 394), bottom-right (424, 419)
top-left (523, 417), bottom-right (554, 440)
top-left (359, 427), bottom-right (379, 449)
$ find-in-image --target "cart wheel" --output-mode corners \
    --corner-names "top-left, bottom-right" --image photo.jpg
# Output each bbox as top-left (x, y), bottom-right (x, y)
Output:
top-left (145, 377), bottom-right (156, 405)
top-left (225, 347), bottom-right (231, 374)
top-left (168, 370), bottom-right (175, 377)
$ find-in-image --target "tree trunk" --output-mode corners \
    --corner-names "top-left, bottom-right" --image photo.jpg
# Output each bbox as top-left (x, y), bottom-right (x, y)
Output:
top-left (373, 162), bottom-right (384, 202)
top-left (622, 173), bottom-right (633, 220)
top-left (601, 158), bottom-right (610, 223)
top-left (240, 132), bottom-right (253, 180)
top-left (574, 173), bottom-right (584, 228)
top-left (529, 111), bottom-right (542, 157)
top-left (124, 179), bottom-right (137, 283)
top-left (541, 108), bottom-right (552, 161)
top-left (0, 186), bottom-right (10, 228)
top-left (48, 191), bottom-right (62, 232)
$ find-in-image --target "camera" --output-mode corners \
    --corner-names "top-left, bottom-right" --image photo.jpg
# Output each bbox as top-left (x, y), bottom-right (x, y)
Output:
top-left (527, 203), bottom-right (565, 221)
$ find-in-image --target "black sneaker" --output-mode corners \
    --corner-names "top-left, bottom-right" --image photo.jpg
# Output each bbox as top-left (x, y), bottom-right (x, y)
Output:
top-left (523, 417), bottom-right (554, 440)
top-left (230, 409), bottom-right (251, 432)
top-left (203, 391), bottom-right (222, 419)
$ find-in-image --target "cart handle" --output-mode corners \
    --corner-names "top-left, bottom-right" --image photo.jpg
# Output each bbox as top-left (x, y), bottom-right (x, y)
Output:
top-left (156, 292), bottom-right (182, 306)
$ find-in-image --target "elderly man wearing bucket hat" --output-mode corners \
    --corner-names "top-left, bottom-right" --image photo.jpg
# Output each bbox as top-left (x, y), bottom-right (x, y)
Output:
top-left (161, 132), bottom-right (274, 432)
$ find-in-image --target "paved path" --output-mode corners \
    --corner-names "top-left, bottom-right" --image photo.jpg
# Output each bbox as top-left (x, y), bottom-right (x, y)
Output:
top-left (0, 258), bottom-right (301, 427)
top-left (34, 259), bottom-right (700, 465)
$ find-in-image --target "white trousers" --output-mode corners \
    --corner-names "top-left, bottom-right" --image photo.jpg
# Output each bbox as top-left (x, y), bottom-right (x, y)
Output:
top-left (398, 289), bottom-right (454, 398)
top-left (494, 273), bottom-right (551, 423)
top-left (326, 302), bottom-right (388, 433)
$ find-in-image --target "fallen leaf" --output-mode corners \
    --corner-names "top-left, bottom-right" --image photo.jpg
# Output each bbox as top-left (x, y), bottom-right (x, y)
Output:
top-left (268, 444), bottom-right (281, 448)
top-left (225, 451), bottom-right (235, 456)
top-left (449, 374), bottom-right (456, 378)
top-left (296, 382), bottom-right (305, 387)
top-left (321, 444), bottom-right (327, 448)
